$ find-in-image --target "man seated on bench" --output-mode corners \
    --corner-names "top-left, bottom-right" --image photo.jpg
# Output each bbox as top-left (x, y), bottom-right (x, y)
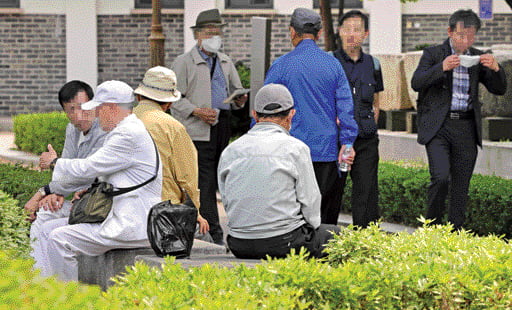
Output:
top-left (36, 80), bottom-right (162, 281)
top-left (25, 81), bottom-right (107, 270)
top-left (218, 84), bottom-right (340, 259)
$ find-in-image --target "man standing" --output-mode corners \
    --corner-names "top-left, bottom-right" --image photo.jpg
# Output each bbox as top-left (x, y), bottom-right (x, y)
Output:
top-left (37, 80), bottom-right (162, 281)
top-left (412, 9), bottom-right (506, 229)
top-left (333, 10), bottom-right (384, 228)
top-left (218, 84), bottom-right (340, 259)
top-left (133, 66), bottom-right (208, 234)
top-left (25, 81), bottom-right (107, 270)
top-left (171, 8), bottom-right (247, 245)
top-left (265, 8), bottom-right (358, 225)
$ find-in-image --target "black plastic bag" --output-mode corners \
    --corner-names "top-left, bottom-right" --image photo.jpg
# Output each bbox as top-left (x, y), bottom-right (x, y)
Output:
top-left (147, 200), bottom-right (198, 258)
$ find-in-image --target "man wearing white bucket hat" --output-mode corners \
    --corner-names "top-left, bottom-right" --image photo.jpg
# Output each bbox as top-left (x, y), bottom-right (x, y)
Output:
top-left (134, 66), bottom-right (209, 234)
top-left (35, 80), bottom-right (162, 281)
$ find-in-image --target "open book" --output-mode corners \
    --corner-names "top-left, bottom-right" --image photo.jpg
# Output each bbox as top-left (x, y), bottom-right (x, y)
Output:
top-left (223, 88), bottom-right (250, 104)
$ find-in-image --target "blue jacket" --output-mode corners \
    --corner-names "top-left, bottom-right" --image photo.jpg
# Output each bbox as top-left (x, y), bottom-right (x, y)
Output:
top-left (264, 39), bottom-right (357, 162)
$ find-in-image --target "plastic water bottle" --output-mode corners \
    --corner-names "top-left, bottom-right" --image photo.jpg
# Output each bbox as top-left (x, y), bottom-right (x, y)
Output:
top-left (339, 145), bottom-right (352, 173)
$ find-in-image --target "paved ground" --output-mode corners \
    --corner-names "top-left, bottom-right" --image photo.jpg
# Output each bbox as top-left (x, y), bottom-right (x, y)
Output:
top-left (0, 131), bottom-right (415, 236)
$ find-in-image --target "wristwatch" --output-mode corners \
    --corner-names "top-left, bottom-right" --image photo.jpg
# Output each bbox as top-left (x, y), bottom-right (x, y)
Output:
top-left (49, 157), bottom-right (58, 170)
top-left (38, 186), bottom-right (47, 197)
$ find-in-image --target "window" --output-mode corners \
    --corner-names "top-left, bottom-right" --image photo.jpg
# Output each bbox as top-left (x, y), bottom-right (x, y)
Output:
top-left (226, 0), bottom-right (273, 9)
top-left (313, 0), bottom-right (363, 9)
top-left (135, 0), bottom-right (184, 9)
top-left (0, 0), bottom-right (19, 8)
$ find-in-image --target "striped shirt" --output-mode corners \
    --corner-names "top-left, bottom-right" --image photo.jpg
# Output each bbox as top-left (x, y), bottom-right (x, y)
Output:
top-left (450, 41), bottom-right (471, 111)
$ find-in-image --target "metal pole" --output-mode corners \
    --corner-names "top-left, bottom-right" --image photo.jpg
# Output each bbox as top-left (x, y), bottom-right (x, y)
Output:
top-left (149, 0), bottom-right (165, 67)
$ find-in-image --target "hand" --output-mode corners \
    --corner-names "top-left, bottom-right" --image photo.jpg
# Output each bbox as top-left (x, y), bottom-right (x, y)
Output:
top-left (72, 188), bottom-right (89, 202)
top-left (442, 55), bottom-right (460, 71)
top-left (480, 54), bottom-right (499, 71)
top-left (24, 192), bottom-right (43, 222)
top-left (193, 108), bottom-right (218, 125)
top-left (197, 214), bottom-right (210, 235)
top-left (38, 194), bottom-right (64, 212)
top-left (338, 144), bottom-right (356, 169)
top-left (39, 144), bottom-right (58, 169)
top-left (233, 94), bottom-right (248, 107)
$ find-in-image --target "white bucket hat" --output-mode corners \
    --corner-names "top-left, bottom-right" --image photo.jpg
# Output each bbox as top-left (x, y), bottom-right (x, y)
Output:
top-left (134, 66), bottom-right (181, 103)
top-left (81, 80), bottom-right (135, 110)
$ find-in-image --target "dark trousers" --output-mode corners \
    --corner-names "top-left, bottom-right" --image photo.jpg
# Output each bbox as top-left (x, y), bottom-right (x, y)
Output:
top-left (425, 118), bottom-right (478, 229)
top-left (193, 110), bottom-right (231, 243)
top-left (344, 135), bottom-right (380, 228)
top-left (227, 224), bottom-right (340, 259)
top-left (314, 162), bottom-right (343, 225)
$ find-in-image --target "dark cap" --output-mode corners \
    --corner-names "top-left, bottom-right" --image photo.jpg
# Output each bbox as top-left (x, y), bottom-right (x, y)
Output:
top-left (191, 9), bottom-right (227, 29)
top-left (254, 84), bottom-right (294, 114)
top-left (290, 8), bottom-right (322, 32)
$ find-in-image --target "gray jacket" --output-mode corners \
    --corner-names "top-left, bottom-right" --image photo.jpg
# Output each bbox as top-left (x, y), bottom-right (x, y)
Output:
top-left (171, 46), bottom-right (244, 141)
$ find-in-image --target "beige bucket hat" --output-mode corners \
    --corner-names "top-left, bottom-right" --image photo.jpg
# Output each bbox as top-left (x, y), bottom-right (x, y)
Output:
top-left (134, 66), bottom-right (181, 103)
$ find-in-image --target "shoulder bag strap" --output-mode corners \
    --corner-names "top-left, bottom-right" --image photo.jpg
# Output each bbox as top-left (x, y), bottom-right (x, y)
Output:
top-left (109, 135), bottom-right (160, 197)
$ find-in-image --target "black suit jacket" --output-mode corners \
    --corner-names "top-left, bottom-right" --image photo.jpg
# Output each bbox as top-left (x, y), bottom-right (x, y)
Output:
top-left (411, 39), bottom-right (507, 146)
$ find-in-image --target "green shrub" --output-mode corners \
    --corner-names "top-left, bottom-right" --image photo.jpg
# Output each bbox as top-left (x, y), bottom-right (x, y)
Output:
top-left (106, 224), bottom-right (512, 308)
top-left (0, 251), bottom-right (115, 309)
top-left (13, 112), bottom-right (68, 155)
top-left (342, 161), bottom-right (512, 236)
top-left (0, 163), bottom-right (51, 207)
top-left (0, 191), bottom-right (31, 258)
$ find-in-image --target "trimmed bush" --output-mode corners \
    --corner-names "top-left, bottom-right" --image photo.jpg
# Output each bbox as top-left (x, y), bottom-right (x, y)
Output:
top-left (0, 190), bottom-right (31, 258)
top-left (341, 161), bottom-right (512, 236)
top-left (13, 112), bottom-right (68, 155)
top-left (0, 163), bottom-right (51, 207)
top-left (0, 251), bottom-right (114, 309)
top-left (105, 224), bottom-right (512, 308)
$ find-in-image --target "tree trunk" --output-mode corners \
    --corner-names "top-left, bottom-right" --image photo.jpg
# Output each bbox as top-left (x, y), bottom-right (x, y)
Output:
top-left (320, 0), bottom-right (337, 51)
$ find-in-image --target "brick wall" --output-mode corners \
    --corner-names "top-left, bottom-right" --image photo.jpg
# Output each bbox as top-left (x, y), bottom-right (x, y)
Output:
top-left (402, 14), bottom-right (512, 52)
top-left (97, 14), bottom-right (184, 90)
top-left (0, 14), bottom-right (66, 116)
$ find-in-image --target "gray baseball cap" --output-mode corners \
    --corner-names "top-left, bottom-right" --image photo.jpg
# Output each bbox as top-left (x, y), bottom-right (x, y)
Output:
top-left (254, 84), bottom-right (294, 114)
top-left (290, 8), bottom-right (322, 32)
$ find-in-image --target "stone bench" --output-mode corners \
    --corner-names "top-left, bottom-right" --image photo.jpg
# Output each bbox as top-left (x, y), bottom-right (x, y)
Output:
top-left (136, 254), bottom-right (261, 270)
top-left (77, 239), bottom-right (236, 290)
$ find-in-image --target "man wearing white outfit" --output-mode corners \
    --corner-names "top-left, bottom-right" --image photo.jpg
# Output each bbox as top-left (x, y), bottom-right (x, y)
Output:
top-left (36, 80), bottom-right (162, 281)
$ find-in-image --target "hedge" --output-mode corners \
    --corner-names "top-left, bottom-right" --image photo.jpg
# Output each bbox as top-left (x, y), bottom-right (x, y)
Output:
top-left (0, 163), bottom-right (51, 207)
top-left (0, 190), bottom-right (31, 258)
top-left (13, 112), bottom-right (68, 155)
top-left (0, 251), bottom-right (114, 310)
top-left (103, 224), bottom-right (512, 309)
top-left (342, 161), bottom-right (512, 237)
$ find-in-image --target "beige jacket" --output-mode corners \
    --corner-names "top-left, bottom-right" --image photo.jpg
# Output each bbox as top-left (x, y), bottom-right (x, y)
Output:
top-left (171, 46), bottom-right (244, 141)
top-left (134, 100), bottom-right (201, 209)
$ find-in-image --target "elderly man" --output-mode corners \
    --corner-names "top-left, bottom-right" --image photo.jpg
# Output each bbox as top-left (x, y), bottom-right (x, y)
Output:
top-left (25, 81), bottom-right (108, 271)
top-left (264, 8), bottom-right (358, 225)
top-left (133, 66), bottom-right (208, 234)
top-left (412, 9), bottom-right (506, 229)
top-left (218, 84), bottom-right (340, 259)
top-left (36, 80), bottom-right (162, 281)
top-left (171, 8), bottom-right (247, 245)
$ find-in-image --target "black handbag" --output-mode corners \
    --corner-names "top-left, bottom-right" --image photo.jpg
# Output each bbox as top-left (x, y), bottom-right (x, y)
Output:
top-left (147, 199), bottom-right (198, 258)
top-left (68, 138), bottom-right (160, 225)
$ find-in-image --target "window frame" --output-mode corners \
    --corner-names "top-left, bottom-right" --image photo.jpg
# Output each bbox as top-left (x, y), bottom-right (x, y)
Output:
top-left (134, 0), bottom-right (184, 9)
top-left (313, 0), bottom-right (363, 9)
top-left (0, 0), bottom-right (19, 8)
top-left (225, 0), bottom-right (273, 9)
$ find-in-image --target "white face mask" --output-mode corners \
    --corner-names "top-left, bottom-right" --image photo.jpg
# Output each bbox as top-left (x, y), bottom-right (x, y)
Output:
top-left (201, 35), bottom-right (222, 54)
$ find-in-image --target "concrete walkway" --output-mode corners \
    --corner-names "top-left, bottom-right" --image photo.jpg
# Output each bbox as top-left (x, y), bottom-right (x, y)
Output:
top-left (0, 131), bottom-right (415, 235)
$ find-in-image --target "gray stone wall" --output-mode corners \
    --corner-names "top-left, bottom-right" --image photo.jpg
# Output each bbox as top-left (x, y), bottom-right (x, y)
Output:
top-left (402, 14), bottom-right (512, 52)
top-left (0, 14), bottom-right (66, 116)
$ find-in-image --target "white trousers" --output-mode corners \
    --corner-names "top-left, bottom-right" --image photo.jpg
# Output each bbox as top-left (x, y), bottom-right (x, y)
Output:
top-left (31, 200), bottom-right (72, 271)
top-left (35, 217), bottom-right (150, 282)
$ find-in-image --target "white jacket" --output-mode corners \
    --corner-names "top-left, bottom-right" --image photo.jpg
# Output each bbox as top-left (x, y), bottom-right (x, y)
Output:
top-left (52, 114), bottom-right (162, 241)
